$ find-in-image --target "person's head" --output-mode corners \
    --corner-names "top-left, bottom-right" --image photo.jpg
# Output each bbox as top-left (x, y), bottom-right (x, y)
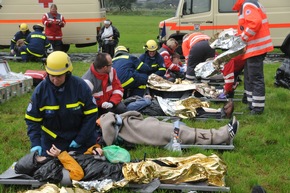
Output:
top-left (45, 51), bottom-right (73, 87)
top-left (93, 53), bottom-right (112, 74)
top-left (114, 45), bottom-right (129, 57)
top-left (33, 24), bottom-right (44, 32)
top-left (166, 38), bottom-right (179, 51)
top-left (19, 23), bottom-right (29, 33)
top-left (172, 53), bottom-right (181, 64)
top-left (50, 4), bottom-right (58, 14)
top-left (104, 19), bottom-right (112, 28)
top-left (144, 40), bottom-right (158, 57)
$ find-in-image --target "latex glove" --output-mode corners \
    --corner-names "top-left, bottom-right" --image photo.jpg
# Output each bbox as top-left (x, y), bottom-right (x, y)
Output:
top-left (179, 66), bottom-right (186, 73)
top-left (218, 93), bottom-right (227, 99)
top-left (69, 140), bottom-right (81, 148)
top-left (10, 49), bottom-right (15, 55)
top-left (30, 146), bottom-right (42, 155)
top-left (101, 102), bottom-right (113, 109)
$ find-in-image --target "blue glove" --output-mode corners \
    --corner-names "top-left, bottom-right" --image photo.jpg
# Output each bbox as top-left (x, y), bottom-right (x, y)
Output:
top-left (69, 140), bottom-right (81, 148)
top-left (218, 93), bottom-right (227, 99)
top-left (30, 146), bottom-right (42, 155)
top-left (179, 67), bottom-right (186, 73)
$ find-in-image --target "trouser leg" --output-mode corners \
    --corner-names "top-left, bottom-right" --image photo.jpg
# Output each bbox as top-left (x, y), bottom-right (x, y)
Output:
top-left (246, 54), bottom-right (266, 112)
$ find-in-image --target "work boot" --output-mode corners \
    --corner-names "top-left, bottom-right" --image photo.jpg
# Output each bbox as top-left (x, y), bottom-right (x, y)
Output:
top-left (228, 116), bottom-right (239, 138)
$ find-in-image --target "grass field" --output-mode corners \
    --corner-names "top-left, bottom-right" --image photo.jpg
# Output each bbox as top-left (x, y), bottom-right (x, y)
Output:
top-left (0, 15), bottom-right (289, 193)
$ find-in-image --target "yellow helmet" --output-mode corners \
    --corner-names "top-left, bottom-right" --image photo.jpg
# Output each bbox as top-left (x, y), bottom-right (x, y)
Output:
top-left (45, 51), bottom-right (73, 75)
top-left (145, 40), bottom-right (158, 51)
top-left (114, 46), bottom-right (129, 57)
top-left (19, 23), bottom-right (29, 32)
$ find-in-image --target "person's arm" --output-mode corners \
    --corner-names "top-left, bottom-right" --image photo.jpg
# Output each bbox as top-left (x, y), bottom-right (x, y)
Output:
top-left (47, 144), bottom-right (84, 181)
top-left (25, 90), bottom-right (43, 149)
top-left (108, 69), bottom-right (124, 105)
top-left (155, 54), bottom-right (166, 76)
top-left (241, 4), bottom-right (262, 42)
top-left (42, 13), bottom-right (51, 27)
top-left (73, 82), bottom-right (98, 145)
top-left (112, 26), bottom-right (120, 39)
top-left (132, 56), bottom-right (151, 73)
top-left (59, 14), bottom-right (66, 27)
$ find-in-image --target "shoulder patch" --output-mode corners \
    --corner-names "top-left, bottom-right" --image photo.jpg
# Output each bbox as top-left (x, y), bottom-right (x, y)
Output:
top-left (245, 9), bottom-right (251, 15)
top-left (27, 103), bottom-right (32, 112)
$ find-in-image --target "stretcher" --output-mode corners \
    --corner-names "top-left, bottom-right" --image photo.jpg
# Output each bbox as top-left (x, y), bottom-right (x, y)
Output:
top-left (0, 163), bottom-right (230, 192)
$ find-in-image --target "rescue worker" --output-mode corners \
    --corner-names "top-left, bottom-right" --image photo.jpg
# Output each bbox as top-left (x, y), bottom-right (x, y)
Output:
top-left (158, 38), bottom-right (186, 82)
top-left (112, 46), bottom-right (150, 98)
top-left (82, 52), bottom-right (127, 117)
top-left (19, 24), bottom-right (51, 62)
top-left (139, 39), bottom-right (166, 77)
top-left (10, 23), bottom-right (31, 56)
top-left (42, 4), bottom-right (66, 51)
top-left (182, 32), bottom-right (216, 81)
top-left (233, 0), bottom-right (274, 115)
top-left (218, 55), bottom-right (246, 99)
top-left (25, 51), bottom-right (99, 156)
top-left (97, 19), bottom-right (120, 58)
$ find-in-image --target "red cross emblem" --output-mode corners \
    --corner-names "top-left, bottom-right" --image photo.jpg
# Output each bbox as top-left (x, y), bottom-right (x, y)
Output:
top-left (39, 0), bottom-right (53, 8)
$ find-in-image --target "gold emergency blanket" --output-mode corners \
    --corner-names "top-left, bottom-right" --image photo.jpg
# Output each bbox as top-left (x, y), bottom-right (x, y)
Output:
top-left (122, 153), bottom-right (227, 187)
top-left (147, 73), bottom-right (197, 91)
top-left (147, 74), bottom-right (221, 99)
top-left (157, 96), bottom-right (210, 118)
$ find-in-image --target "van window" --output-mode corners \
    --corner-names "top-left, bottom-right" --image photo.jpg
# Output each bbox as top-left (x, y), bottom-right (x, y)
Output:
top-left (218, 0), bottom-right (237, 13)
top-left (183, 0), bottom-right (211, 15)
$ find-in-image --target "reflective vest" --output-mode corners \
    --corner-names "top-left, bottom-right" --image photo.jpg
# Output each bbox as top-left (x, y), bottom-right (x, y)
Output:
top-left (182, 32), bottom-right (210, 64)
top-left (237, 0), bottom-right (273, 59)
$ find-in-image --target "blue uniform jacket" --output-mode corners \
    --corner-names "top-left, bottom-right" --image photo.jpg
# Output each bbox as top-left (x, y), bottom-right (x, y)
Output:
top-left (112, 54), bottom-right (150, 88)
top-left (25, 75), bottom-right (99, 153)
top-left (24, 29), bottom-right (51, 56)
top-left (10, 30), bottom-right (31, 50)
top-left (139, 52), bottom-right (166, 77)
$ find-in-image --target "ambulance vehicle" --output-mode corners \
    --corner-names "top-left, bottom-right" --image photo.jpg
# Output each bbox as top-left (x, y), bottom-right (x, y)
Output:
top-left (158, 0), bottom-right (290, 54)
top-left (0, 0), bottom-right (106, 51)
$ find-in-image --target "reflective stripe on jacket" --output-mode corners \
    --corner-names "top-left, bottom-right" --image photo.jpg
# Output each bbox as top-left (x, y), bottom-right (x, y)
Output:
top-left (182, 32), bottom-right (210, 64)
top-left (42, 12), bottom-right (65, 40)
top-left (25, 75), bottom-right (98, 147)
top-left (237, 0), bottom-right (273, 59)
top-left (82, 64), bottom-right (124, 107)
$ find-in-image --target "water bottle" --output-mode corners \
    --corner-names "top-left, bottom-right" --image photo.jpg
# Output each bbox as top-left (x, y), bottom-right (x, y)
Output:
top-left (172, 136), bottom-right (182, 152)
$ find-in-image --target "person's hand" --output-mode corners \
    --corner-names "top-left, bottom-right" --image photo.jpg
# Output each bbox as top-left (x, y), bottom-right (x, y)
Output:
top-left (179, 66), bottom-right (186, 73)
top-left (93, 147), bottom-right (103, 156)
top-left (218, 93), bottom-right (227, 99)
top-left (69, 140), bottom-right (81, 148)
top-left (46, 144), bottom-right (61, 157)
top-left (101, 102), bottom-right (113, 109)
top-left (10, 49), bottom-right (15, 55)
top-left (30, 146), bottom-right (42, 155)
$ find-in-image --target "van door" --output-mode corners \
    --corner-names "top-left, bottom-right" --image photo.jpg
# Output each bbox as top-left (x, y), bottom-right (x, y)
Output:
top-left (179, 0), bottom-right (214, 37)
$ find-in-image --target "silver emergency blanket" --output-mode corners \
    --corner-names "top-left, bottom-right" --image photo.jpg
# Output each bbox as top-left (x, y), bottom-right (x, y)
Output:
top-left (147, 74), bottom-right (220, 98)
top-left (73, 178), bottom-right (129, 193)
top-left (195, 28), bottom-right (246, 78)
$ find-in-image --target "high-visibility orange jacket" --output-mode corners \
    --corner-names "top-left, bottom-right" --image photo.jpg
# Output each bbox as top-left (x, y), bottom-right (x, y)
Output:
top-left (233, 0), bottom-right (273, 59)
top-left (182, 32), bottom-right (211, 64)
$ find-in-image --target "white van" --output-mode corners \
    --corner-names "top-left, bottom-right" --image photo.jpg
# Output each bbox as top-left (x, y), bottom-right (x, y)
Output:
top-left (0, 0), bottom-right (106, 51)
top-left (158, 0), bottom-right (290, 51)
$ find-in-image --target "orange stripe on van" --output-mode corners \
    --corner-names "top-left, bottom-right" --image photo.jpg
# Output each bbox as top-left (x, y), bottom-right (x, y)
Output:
top-left (0, 18), bottom-right (106, 24)
top-left (162, 22), bottom-right (290, 31)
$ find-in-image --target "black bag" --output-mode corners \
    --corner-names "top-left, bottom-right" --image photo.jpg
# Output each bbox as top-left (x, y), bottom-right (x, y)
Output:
top-left (274, 58), bottom-right (290, 89)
